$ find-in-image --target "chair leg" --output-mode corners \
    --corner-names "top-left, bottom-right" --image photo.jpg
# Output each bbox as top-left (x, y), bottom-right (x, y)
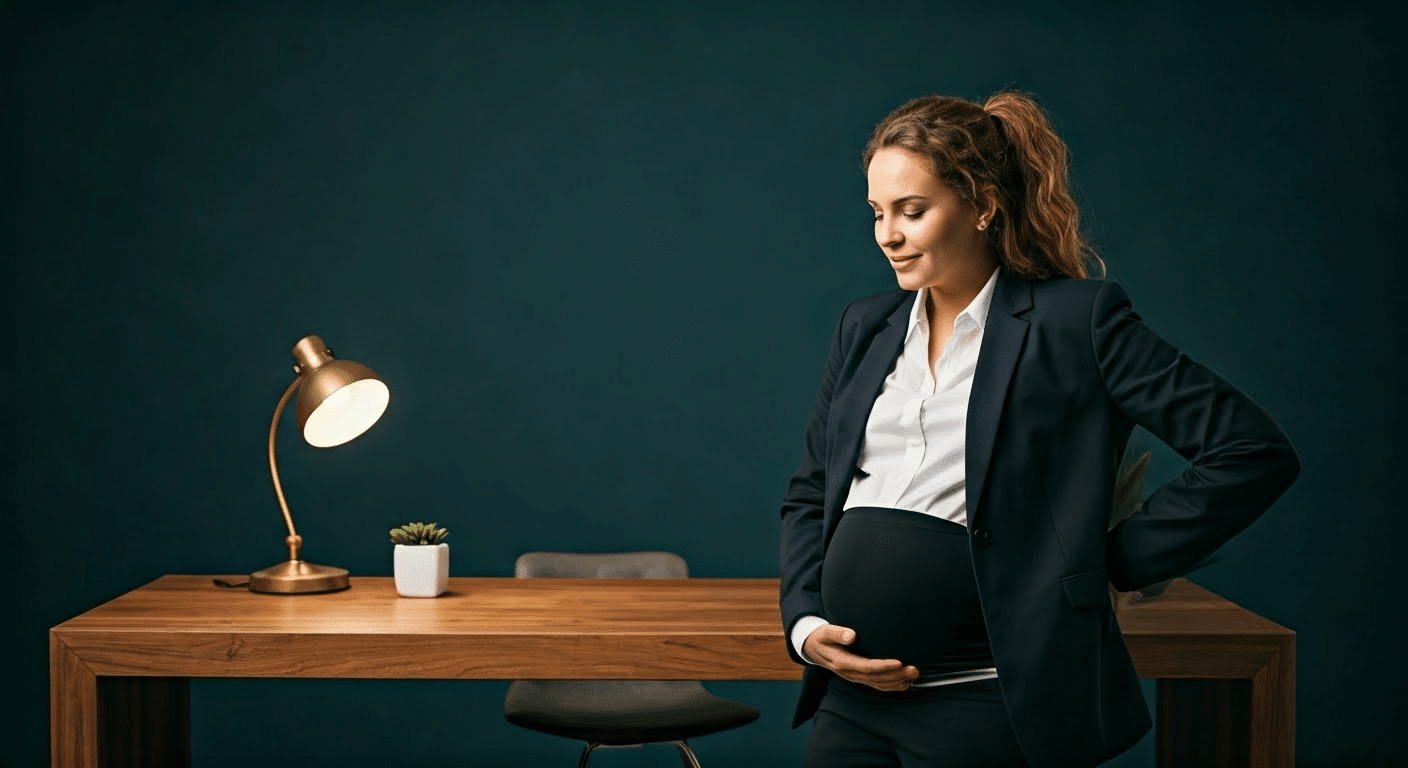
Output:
top-left (578, 742), bottom-right (601, 768)
top-left (671, 740), bottom-right (702, 768)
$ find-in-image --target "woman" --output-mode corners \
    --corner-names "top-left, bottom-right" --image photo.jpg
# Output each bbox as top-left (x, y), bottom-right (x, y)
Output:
top-left (777, 91), bottom-right (1300, 768)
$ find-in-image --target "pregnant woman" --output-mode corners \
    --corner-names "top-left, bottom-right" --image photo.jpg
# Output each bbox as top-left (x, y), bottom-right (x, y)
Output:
top-left (777, 91), bottom-right (1300, 768)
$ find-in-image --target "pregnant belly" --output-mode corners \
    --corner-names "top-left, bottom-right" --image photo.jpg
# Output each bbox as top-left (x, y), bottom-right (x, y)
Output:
top-left (820, 507), bottom-right (988, 668)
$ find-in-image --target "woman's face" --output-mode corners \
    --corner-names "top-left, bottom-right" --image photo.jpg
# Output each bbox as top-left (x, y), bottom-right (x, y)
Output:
top-left (866, 147), bottom-right (990, 293)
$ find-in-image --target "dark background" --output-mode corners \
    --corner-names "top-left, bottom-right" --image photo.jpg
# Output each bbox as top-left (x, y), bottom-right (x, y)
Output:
top-left (4, 1), bottom-right (1404, 765)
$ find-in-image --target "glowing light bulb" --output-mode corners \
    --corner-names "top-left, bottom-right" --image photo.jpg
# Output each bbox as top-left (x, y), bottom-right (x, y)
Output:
top-left (323, 386), bottom-right (352, 410)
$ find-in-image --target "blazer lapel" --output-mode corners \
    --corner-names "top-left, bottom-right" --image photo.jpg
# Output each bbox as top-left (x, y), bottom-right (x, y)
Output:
top-left (824, 293), bottom-right (915, 523)
top-left (965, 270), bottom-right (1033, 526)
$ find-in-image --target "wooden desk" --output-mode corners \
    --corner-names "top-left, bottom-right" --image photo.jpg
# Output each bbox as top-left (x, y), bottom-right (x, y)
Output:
top-left (51, 575), bottom-right (1292, 768)
top-left (1112, 579), bottom-right (1295, 767)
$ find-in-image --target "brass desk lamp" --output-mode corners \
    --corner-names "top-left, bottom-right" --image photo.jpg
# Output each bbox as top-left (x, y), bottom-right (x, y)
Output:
top-left (249, 334), bottom-right (390, 594)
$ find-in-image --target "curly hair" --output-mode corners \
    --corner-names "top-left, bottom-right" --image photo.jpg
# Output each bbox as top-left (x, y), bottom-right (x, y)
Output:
top-left (862, 91), bottom-right (1104, 280)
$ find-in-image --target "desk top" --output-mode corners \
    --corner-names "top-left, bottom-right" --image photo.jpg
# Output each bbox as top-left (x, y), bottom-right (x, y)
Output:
top-left (50, 575), bottom-right (1290, 681)
top-left (53, 574), bottom-right (1289, 637)
top-left (54, 575), bottom-right (785, 636)
top-left (1110, 579), bottom-right (1292, 638)
top-left (51, 575), bottom-right (799, 680)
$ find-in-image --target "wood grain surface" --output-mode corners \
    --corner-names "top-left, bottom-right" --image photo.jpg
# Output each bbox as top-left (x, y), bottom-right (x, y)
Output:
top-left (1113, 579), bottom-right (1293, 638)
top-left (50, 633), bottom-right (96, 768)
top-left (1112, 579), bottom-right (1295, 768)
top-left (51, 575), bottom-right (1295, 768)
top-left (52, 575), bottom-right (799, 680)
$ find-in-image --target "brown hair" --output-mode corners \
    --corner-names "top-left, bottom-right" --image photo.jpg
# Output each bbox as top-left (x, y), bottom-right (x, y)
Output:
top-left (862, 91), bottom-right (1104, 280)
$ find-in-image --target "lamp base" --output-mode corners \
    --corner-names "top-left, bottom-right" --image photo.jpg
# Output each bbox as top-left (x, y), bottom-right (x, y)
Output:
top-left (249, 560), bottom-right (350, 594)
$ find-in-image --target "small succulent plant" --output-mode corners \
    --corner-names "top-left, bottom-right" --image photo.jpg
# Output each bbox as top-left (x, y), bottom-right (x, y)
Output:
top-left (390, 522), bottom-right (449, 546)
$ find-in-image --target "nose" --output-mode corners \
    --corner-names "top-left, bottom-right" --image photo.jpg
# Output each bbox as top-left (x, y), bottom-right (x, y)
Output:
top-left (877, 219), bottom-right (902, 249)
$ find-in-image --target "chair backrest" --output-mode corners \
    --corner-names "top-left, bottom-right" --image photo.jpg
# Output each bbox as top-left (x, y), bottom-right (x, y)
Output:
top-left (514, 551), bottom-right (688, 579)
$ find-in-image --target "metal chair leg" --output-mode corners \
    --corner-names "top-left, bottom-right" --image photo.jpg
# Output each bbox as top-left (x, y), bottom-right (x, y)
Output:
top-left (671, 740), bottom-right (702, 768)
top-left (578, 742), bottom-right (601, 768)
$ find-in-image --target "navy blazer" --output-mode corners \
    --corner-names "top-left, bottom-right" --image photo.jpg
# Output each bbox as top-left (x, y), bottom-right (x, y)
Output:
top-left (778, 270), bottom-right (1300, 768)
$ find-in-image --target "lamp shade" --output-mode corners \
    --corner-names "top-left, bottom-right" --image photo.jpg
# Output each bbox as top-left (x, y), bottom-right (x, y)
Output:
top-left (287, 336), bottom-right (390, 448)
top-left (294, 360), bottom-right (390, 448)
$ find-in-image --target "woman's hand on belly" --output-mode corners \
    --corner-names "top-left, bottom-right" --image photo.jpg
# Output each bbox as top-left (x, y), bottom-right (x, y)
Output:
top-left (803, 624), bottom-right (921, 691)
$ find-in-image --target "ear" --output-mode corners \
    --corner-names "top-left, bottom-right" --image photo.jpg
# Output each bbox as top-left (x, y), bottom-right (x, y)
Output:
top-left (979, 185), bottom-right (999, 224)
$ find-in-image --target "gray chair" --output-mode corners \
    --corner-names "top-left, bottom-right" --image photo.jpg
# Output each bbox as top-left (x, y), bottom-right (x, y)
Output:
top-left (504, 551), bottom-right (761, 768)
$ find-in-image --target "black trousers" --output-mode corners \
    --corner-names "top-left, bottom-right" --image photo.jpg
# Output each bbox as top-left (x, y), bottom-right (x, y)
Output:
top-left (806, 676), bottom-right (1029, 768)
top-left (810, 507), bottom-right (1029, 767)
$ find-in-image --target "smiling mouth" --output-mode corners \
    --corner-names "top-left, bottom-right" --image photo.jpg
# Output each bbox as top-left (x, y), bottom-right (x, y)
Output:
top-left (890, 255), bottom-right (921, 266)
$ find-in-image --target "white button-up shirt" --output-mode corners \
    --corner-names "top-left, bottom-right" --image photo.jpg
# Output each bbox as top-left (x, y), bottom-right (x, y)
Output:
top-left (792, 267), bottom-right (1002, 686)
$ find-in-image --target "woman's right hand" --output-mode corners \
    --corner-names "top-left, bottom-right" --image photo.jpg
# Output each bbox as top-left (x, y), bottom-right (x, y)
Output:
top-left (802, 624), bottom-right (920, 691)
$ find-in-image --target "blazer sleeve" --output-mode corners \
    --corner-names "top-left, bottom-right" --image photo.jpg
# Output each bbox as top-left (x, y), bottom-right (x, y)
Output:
top-left (1092, 281), bottom-right (1301, 593)
top-left (778, 302), bottom-right (850, 663)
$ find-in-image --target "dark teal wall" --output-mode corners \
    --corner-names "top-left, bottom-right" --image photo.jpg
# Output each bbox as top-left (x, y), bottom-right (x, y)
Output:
top-left (5, 2), bottom-right (1403, 765)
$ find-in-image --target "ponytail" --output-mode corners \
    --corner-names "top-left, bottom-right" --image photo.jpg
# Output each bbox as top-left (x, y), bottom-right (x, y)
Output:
top-left (863, 91), bottom-right (1104, 280)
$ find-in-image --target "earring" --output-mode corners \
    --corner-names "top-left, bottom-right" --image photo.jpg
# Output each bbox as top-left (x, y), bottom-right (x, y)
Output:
top-left (978, 221), bottom-right (987, 231)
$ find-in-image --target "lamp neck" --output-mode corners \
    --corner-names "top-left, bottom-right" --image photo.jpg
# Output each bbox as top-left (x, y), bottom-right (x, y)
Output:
top-left (291, 335), bottom-right (334, 374)
top-left (268, 374), bottom-right (305, 559)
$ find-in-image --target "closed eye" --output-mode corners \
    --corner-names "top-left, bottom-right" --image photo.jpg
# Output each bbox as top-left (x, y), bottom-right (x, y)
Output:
top-left (873, 210), bottom-right (926, 222)
top-left (874, 210), bottom-right (926, 222)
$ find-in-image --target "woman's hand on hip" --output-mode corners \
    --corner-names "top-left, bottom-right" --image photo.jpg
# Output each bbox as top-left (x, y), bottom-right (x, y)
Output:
top-left (802, 624), bottom-right (919, 691)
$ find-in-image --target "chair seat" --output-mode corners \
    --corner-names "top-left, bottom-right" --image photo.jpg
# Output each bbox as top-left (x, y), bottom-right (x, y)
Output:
top-left (505, 680), bottom-right (760, 745)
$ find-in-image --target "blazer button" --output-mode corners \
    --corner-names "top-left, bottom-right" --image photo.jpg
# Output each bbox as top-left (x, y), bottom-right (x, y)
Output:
top-left (972, 528), bottom-right (992, 549)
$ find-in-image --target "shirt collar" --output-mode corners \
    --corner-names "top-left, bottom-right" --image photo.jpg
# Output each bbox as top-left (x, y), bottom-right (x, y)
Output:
top-left (908, 267), bottom-right (1002, 337)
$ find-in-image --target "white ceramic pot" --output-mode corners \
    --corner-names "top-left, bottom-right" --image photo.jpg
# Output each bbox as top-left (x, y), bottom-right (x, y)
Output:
top-left (394, 543), bottom-right (449, 597)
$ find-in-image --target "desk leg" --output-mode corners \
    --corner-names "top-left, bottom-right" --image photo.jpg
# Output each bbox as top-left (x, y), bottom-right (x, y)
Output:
top-left (52, 633), bottom-right (98, 768)
top-left (1154, 638), bottom-right (1295, 768)
top-left (51, 634), bottom-right (191, 768)
top-left (1248, 638), bottom-right (1296, 768)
